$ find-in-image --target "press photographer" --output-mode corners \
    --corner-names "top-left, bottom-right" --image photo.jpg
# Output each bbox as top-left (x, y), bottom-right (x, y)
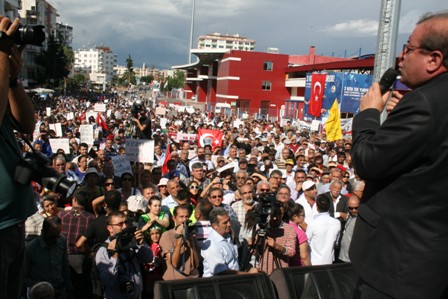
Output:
top-left (159, 205), bottom-right (200, 280)
top-left (95, 211), bottom-right (153, 299)
top-left (132, 100), bottom-right (152, 139)
top-left (241, 196), bottom-right (296, 275)
top-left (0, 17), bottom-right (42, 299)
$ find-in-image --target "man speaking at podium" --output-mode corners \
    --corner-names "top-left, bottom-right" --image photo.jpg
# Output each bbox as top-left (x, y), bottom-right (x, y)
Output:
top-left (350, 11), bottom-right (448, 299)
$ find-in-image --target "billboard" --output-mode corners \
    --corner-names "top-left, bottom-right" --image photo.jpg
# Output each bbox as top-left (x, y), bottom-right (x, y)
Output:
top-left (304, 71), bottom-right (373, 120)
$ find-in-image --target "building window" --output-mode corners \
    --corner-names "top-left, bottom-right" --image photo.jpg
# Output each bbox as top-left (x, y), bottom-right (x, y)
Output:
top-left (262, 81), bottom-right (272, 91)
top-left (263, 61), bottom-right (273, 71)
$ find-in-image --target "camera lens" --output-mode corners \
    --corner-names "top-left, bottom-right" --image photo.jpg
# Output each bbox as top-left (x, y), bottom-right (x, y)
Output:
top-left (42, 173), bottom-right (77, 198)
top-left (13, 25), bottom-right (45, 46)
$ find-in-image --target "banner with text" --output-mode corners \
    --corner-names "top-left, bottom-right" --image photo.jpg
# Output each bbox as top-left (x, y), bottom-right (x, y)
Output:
top-left (125, 139), bottom-right (154, 163)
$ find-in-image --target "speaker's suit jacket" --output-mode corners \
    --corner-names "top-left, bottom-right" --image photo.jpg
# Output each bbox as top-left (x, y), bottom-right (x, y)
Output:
top-left (350, 72), bottom-right (448, 299)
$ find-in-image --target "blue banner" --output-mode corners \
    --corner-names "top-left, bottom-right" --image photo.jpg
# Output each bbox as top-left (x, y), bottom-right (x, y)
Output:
top-left (304, 71), bottom-right (373, 120)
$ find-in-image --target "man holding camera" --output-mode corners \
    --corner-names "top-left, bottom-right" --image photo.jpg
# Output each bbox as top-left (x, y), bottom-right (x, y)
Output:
top-left (0, 17), bottom-right (38, 299)
top-left (133, 107), bottom-right (151, 140)
top-left (95, 211), bottom-right (152, 299)
top-left (159, 204), bottom-right (200, 280)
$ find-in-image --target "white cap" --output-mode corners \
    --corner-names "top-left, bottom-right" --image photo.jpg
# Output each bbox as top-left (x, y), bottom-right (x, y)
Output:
top-left (302, 180), bottom-right (316, 191)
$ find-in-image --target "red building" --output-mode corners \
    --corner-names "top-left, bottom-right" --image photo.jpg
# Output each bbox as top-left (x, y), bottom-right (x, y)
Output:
top-left (173, 47), bottom-right (374, 120)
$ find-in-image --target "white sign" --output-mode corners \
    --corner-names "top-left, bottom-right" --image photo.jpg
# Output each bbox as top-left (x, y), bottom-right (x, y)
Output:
top-left (46, 107), bottom-right (51, 116)
top-left (311, 120), bottom-right (321, 132)
top-left (49, 123), bottom-right (63, 137)
top-left (125, 139), bottom-right (154, 163)
top-left (174, 133), bottom-right (197, 143)
top-left (80, 125), bottom-right (95, 145)
top-left (160, 118), bottom-right (168, 129)
top-left (280, 118), bottom-right (290, 127)
top-left (233, 119), bottom-right (244, 128)
top-left (110, 155), bottom-right (132, 178)
top-left (94, 103), bottom-right (106, 112)
top-left (66, 112), bottom-right (74, 120)
top-left (167, 110), bottom-right (177, 118)
top-left (49, 138), bottom-right (70, 153)
top-left (155, 107), bottom-right (166, 116)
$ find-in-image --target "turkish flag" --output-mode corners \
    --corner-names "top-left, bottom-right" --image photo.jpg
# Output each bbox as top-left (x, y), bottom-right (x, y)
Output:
top-left (96, 112), bottom-right (109, 132)
top-left (198, 129), bottom-right (222, 150)
top-left (308, 73), bottom-right (327, 117)
top-left (161, 143), bottom-right (171, 175)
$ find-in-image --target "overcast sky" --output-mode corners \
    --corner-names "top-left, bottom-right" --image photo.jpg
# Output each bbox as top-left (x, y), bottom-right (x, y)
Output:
top-left (49, 0), bottom-right (446, 69)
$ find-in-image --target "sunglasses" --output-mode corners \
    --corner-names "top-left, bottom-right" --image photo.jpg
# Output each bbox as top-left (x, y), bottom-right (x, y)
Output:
top-left (260, 188), bottom-right (269, 192)
top-left (349, 207), bottom-right (358, 210)
top-left (105, 183), bottom-right (114, 186)
top-left (190, 185), bottom-right (199, 190)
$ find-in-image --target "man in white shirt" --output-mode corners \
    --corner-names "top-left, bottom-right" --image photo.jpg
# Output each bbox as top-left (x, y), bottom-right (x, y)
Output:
top-left (306, 195), bottom-right (340, 265)
top-left (201, 208), bottom-right (258, 277)
top-left (295, 180), bottom-right (318, 228)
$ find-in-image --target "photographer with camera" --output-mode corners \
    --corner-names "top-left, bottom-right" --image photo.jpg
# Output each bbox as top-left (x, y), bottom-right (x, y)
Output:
top-left (95, 211), bottom-right (153, 299)
top-left (159, 204), bottom-right (200, 280)
top-left (132, 103), bottom-right (151, 140)
top-left (0, 17), bottom-right (39, 299)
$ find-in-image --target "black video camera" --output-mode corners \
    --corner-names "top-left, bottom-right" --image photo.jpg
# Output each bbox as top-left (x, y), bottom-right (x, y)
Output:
top-left (182, 220), bottom-right (196, 238)
top-left (131, 101), bottom-right (143, 118)
top-left (13, 24), bottom-right (46, 46)
top-left (253, 192), bottom-right (277, 229)
top-left (113, 226), bottom-right (138, 253)
top-left (14, 151), bottom-right (77, 198)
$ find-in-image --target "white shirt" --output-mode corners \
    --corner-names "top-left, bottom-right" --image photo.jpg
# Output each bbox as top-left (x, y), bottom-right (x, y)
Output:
top-left (161, 195), bottom-right (178, 210)
top-left (201, 229), bottom-right (239, 277)
top-left (306, 212), bottom-right (341, 265)
top-left (295, 193), bottom-right (317, 225)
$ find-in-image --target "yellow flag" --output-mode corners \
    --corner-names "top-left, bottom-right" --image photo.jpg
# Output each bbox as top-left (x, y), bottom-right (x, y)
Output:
top-left (325, 99), bottom-right (342, 141)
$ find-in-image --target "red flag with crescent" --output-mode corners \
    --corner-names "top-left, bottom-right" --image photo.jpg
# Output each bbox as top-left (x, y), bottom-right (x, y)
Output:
top-left (308, 73), bottom-right (327, 117)
top-left (96, 112), bottom-right (109, 131)
top-left (198, 129), bottom-right (222, 150)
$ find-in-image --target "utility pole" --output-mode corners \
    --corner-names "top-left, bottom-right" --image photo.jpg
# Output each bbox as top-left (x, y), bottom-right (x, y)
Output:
top-left (374, 0), bottom-right (401, 123)
top-left (188, 0), bottom-right (195, 64)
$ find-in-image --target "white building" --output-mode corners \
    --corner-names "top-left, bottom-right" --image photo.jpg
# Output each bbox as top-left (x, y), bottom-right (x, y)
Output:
top-left (197, 33), bottom-right (255, 51)
top-left (74, 46), bottom-right (117, 85)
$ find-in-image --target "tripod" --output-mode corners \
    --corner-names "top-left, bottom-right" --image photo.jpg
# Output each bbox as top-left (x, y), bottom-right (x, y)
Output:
top-left (240, 225), bottom-right (281, 272)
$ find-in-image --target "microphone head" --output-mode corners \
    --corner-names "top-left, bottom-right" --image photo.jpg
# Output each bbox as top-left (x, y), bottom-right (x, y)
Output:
top-left (379, 68), bottom-right (399, 95)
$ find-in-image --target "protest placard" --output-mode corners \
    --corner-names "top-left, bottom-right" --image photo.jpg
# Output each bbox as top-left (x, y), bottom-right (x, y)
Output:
top-left (110, 155), bottom-right (132, 178)
top-left (155, 107), bottom-right (166, 116)
top-left (125, 139), bottom-right (154, 163)
top-left (79, 125), bottom-right (95, 145)
top-left (49, 123), bottom-right (63, 137)
top-left (49, 138), bottom-right (70, 153)
top-left (94, 103), bottom-right (106, 112)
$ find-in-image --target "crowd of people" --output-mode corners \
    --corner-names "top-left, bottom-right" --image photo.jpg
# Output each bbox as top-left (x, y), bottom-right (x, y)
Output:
top-left (19, 85), bottom-right (365, 298)
top-left (2, 10), bottom-right (447, 299)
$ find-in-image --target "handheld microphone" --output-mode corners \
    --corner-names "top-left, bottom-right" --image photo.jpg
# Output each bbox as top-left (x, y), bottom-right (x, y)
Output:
top-left (379, 68), bottom-right (399, 95)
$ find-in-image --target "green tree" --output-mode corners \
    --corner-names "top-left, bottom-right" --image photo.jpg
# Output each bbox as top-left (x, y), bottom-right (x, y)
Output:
top-left (34, 30), bottom-right (73, 88)
top-left (140, 75), bottom-right (154, 84)
top-left (66, 74), bottom-right (87, 91)
top-left (120, 54), bottom-right (136, 86)
top-left (162, 71), bottom-right (185, 91)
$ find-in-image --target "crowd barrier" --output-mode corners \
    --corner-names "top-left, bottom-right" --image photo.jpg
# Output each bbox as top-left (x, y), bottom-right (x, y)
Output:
top-left (154, 263), bottom-right (359, 299)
